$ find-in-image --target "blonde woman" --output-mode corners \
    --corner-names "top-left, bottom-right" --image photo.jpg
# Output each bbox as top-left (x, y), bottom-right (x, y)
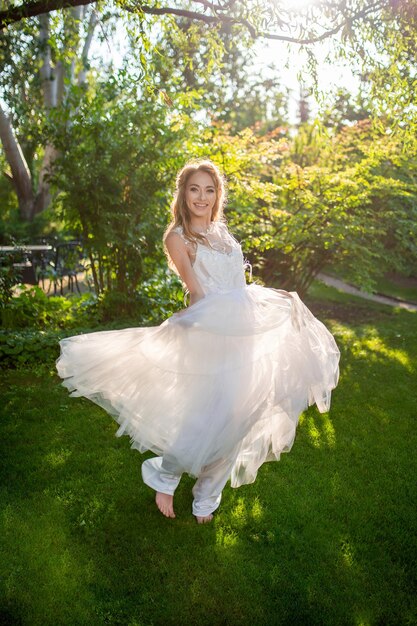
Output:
top-left (57, 159), bottom-right (340, 523)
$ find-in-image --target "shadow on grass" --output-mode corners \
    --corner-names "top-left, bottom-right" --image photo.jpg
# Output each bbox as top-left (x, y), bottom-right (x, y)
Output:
top-left (1, 307), bottom-right (416, 625)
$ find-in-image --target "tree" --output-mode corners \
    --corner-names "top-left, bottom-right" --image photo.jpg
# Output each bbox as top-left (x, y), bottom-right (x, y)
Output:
top-left (51, 75), bottom-right (190, 299)
top-left (2, 0), bottom-right (417, 222)
top-left (149, 17), bottom-right (289, 133)
top-left (0, 3), bottom-right (289, 224)
top-left (353, 0), bottom-right (417, 135)
top-left (0, 6), bottom-right (100, 220)
top-left (245, 119), bottom-right (417, 293)
top-left (321, 87), bottom-right (370, 131)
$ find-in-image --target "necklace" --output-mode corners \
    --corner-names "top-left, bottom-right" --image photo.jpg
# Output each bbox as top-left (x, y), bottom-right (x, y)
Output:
top-left (192, 222), bottom-right (215, 235)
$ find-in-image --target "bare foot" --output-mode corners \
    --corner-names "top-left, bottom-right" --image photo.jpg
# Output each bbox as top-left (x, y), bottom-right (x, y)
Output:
top-left (155, 492), bottom-right (176, 518)
top-left (195, 514), bottom-right (213, 524)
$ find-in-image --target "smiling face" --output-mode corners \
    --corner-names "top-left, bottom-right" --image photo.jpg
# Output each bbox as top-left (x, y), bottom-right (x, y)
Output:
top-left (185, 171), bottom-right (217, 224)
top-left (168, 160), bottom-right (226, 238)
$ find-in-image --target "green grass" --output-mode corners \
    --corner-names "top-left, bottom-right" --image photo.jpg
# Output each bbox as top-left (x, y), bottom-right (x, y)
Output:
top-left (372, 275), bottom-right (417, 304)
top-left (1, 288), bottom-right (416, 626)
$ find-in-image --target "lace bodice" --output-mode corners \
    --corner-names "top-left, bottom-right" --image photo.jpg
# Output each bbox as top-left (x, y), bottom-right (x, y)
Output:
top-left (173, 221), bottom-right (247, 295)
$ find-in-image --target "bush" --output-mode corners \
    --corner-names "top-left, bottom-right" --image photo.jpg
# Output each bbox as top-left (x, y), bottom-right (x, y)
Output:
top-left (1, 325), bottom-right (129, 369)
top-left (0, 328), bottom-right (66, 368)
top-left (0, 286), bottom-right (99, 330)
top-left (95, 269), bottom-right (184, 324)
top-left (0, 271), bottom-right (186, 368)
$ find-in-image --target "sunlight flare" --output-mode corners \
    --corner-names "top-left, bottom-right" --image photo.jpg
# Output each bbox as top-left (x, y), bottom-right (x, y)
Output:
top-left (279, 0), bottom-right (316, 12)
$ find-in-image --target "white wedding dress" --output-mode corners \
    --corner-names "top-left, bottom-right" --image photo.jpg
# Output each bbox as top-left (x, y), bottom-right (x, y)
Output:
top-left (56, 221), bottom-right (340, 488)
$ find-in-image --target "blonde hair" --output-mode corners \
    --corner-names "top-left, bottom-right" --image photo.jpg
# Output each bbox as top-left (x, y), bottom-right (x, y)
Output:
top-left (164, 159), bottom-right (227, 250)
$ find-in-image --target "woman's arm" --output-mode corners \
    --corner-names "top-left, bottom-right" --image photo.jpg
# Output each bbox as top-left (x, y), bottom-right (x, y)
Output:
top-left (165, 232), bottom-right (205, 305)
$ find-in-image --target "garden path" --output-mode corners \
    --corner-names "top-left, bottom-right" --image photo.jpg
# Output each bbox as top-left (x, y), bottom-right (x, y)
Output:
top-left (317, 273), bottom-right (417, 311)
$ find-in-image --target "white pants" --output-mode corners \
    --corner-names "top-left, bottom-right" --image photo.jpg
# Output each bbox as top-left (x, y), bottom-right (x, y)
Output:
top-left (141, 456), bottom-right (234, 517)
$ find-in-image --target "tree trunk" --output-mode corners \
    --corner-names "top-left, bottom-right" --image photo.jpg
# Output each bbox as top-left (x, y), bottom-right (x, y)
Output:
top-left (33, 143), bottom-right (59, 217)
top-left (78, 9), bottom-right (97, 86)
top-left (39, 14), bottom-right (56, 109)
top-left (0, 105), bottom-right (35, 220)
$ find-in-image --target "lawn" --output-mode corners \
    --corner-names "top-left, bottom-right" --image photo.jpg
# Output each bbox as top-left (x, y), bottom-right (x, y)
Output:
top-left (372, 275), bottom-right (417, 304)
top-left (1, 287), bottom-right (416, 626)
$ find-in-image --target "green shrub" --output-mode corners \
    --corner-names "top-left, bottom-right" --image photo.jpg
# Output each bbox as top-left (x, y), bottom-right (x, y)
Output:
top-left (0, 268), bottom-right (187, 369)
top-left (1, 326), bottom-right (113, 369)
top-left (0, 268), bottom-right (185, 332)
top-left (95, 270), bottom-right (184, 324)
top-left (0, 328), bottom-right (66, 368)
top-left (0, 286), bottom-right (99, 330)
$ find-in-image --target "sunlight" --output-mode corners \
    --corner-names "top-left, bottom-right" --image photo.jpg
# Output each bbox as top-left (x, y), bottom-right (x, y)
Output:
top-left (216, 527), bottom-right (239, 547)
top-left (321, 413), bottom-right (336, 447)
top-left (340, 538), bottom-right (355, 568)
top-left (231, 498), bottom-right (248, 526)
top-left (305, 413), bottom-right (336, 448)
top-left (349, 332), bottom-right (413, 372)
top-left (45, 448), bottom-right (72, 468)
top-left (363, 337), bottom-right (412, 371)
top-left (306, 416), bottom-right (321, 448)
top-left (251, 498), bottom-right (264, 521)
top-left (278, 0), bottom-right (316, 12)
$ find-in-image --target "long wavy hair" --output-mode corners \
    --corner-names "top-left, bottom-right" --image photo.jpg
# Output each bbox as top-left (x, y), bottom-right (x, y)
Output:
top-left (164, 159), bottom-right (227, 249)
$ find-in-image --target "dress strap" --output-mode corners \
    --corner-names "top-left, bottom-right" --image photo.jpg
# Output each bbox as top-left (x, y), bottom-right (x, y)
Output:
top-left (171, 226), bottom-right (197, 270)
top-left (172, 226), bottom-right (193, 246)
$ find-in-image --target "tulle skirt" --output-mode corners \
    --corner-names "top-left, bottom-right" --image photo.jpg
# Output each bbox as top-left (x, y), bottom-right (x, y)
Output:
top-left (56, 284), bottom-right (340, 487)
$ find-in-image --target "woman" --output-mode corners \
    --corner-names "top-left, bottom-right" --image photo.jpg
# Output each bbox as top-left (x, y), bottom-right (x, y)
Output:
top-left (56, 159), bottom-right (340, 523)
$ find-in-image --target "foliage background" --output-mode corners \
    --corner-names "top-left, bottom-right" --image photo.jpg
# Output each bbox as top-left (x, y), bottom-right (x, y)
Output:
top-left (1, 1), bottom-right (416, 311)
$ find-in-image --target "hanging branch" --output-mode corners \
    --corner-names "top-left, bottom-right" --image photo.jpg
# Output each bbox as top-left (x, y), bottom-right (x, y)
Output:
top-left (0, 0), bottom-right (386, 45)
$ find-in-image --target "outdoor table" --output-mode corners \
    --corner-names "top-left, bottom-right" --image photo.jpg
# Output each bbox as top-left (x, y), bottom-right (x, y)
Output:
top-left (0, 244), bottom-right (54, 285)
top-left (0, 245), bottom-right (53, 252)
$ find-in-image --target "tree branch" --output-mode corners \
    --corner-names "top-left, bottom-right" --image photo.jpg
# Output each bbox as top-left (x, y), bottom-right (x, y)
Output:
top-left (189, 0), bottom-right (229, 13)
top-left (256, 0), bottom-right (385, 44)
top-left (39, 13), bottom-right (56, 108)
top-left (0, 103), bottom-right (34, 219)
top-left (78, 7), bottom-right (98, 85)
top-left (0, 0), bottom-right (94, 28)
top-left (67, 5), bottom-right (84, 86)
top-left (131, 4), bottom-right (231, 25)
top-left (0, 0), bottom-right (385, 47)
